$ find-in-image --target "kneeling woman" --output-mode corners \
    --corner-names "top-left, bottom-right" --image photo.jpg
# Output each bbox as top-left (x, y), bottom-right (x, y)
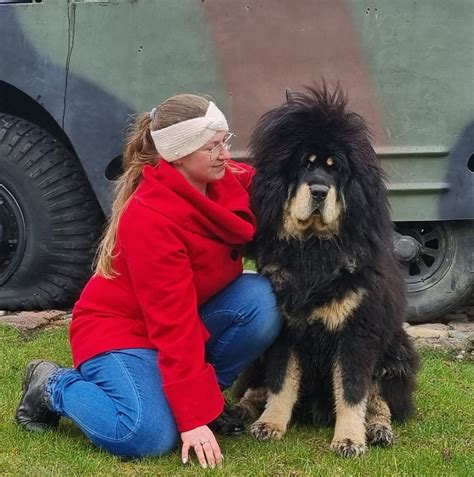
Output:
top-left (15, 94), bottom-right (282, 468)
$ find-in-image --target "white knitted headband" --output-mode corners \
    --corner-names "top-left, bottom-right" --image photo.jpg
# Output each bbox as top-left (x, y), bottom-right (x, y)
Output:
top-left (150, 102), bottom-right (229, 162)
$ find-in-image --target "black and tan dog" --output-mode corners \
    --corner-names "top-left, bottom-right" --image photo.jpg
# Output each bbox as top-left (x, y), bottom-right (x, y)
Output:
top-left (234, 85), bottom-right (419, 457)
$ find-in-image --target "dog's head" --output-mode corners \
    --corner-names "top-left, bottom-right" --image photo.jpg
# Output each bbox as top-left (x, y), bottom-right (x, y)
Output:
top-left (249, 84), bottom-right (389, 241)
top-left (280, 150), bottom-right (345, 239)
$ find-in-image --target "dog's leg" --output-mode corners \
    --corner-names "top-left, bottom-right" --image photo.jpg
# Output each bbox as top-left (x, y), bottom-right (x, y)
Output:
top-left (233, 386), bottom-right (268, 422)
top-left (331, 361), bottom-right (368, 457)
top-left (250, 352), bottom-right (301, 441)
top-left (380, 329), bottom-right (420, 422)
top-left (366, 383), bottom-right (394, 446)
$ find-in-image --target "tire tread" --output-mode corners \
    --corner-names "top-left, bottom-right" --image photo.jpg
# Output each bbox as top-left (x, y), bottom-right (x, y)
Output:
top-left (0, 113), bottom-right (103, 310)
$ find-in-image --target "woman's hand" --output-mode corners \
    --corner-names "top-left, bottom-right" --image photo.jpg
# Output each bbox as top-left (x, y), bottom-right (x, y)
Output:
top-left (181, 425), bottom-right (223, 469)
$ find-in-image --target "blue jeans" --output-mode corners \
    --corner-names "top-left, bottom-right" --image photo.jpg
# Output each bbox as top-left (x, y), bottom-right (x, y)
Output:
top-left (47, 273), bottom-right (282, 458)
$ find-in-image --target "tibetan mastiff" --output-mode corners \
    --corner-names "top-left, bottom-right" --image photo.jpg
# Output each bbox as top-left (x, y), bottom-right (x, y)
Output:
top-left (234, 85), bottom-right (420, 457)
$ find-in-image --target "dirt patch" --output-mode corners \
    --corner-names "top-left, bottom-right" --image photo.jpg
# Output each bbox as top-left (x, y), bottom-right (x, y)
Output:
top-left (0, 309), bottom-right (71, 336)
top-left (1, 297), bottom-right (473, 357)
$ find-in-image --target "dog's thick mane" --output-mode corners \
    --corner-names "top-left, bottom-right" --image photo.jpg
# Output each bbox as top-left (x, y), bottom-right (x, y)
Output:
top-left (250, 85), bottom-right (391, 243)
top-left (249, 84), bottom-right (402, 318)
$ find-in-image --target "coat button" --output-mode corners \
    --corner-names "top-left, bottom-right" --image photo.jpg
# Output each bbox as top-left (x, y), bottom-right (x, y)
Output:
top-left (230, 249), bottom-right (239, 261)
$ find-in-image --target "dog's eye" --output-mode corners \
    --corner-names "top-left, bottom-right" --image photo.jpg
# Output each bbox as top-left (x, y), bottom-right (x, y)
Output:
top-left (326, 157), bottom-right (335, 167)
top-left (308, 154), bottom-right (317, 163)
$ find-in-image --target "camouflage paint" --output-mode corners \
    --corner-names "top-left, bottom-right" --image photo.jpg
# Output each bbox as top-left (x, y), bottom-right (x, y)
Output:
top-left (201, 0), bottom-right (389, 147)
top-left (2, 0), bottom-right (227, 210)
top-left (1, 0), bottom-right (472, 220)
top-left (347, 0), bottom-right (474, 220)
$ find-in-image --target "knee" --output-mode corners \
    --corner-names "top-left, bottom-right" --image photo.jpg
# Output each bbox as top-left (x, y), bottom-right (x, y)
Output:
top-left (92, 411), bottom-right (179, 459)
top-left (254, 302), bottom-right (283, 349)
top-left (101, 425), bottom-right (179, 459)
top-left (132, 425), bottom-right (179, 458)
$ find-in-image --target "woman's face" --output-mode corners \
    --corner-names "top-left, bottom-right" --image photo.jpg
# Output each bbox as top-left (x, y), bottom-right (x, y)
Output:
top-left (172, 131), bottom-right (232, 191)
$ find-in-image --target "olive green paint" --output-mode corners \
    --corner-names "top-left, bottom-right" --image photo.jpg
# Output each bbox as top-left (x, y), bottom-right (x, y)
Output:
top-left (16, 0), bottom-right (228, 114)
top-left (347, 0), bottom-right (473, 220)
top-left (347, 0), bottom-right (473, 146)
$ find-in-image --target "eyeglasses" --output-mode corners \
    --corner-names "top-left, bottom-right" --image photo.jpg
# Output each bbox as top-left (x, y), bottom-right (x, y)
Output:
top-left (197, 132), bottom-right (234, 161)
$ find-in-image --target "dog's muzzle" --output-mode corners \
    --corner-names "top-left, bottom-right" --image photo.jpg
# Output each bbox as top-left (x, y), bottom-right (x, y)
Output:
top-left (309, 184), bottom-right (329, 209)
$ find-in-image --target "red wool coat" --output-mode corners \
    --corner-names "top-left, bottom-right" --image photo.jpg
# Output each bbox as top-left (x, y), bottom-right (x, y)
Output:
top-left (70, 159), bottom-right (256, 432)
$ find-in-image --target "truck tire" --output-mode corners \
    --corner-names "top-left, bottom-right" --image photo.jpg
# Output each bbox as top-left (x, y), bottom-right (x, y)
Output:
top-left (396, 221), bottom-right (474, 322)
top-left (0, 114), bottom-right (103, 310)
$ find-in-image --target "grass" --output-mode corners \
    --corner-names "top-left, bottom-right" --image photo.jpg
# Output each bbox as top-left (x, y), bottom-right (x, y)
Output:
top-left (0, 325), bottom-right (473, 477)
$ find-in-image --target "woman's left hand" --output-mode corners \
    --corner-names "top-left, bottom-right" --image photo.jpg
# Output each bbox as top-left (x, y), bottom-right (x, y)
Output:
top-left (181, 425), bottom-right (223, 469)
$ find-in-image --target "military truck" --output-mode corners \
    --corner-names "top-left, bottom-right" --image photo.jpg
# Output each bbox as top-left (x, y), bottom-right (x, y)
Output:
top-left (1, 0), bottom-right (473, 321)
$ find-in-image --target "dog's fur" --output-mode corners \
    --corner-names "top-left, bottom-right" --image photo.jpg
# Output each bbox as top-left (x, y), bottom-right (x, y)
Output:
top-left (234, 85), bottom-right (419, 457)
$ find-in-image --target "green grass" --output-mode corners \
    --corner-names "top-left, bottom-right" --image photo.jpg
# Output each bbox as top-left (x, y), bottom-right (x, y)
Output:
top-left (243, 258), bottom-right (256, 271)
top-left (0, 325), bottom-right (472, 477)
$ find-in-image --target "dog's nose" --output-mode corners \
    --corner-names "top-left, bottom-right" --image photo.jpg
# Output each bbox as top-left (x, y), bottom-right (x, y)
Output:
top-left (309, 184), bottom-right (329, 201)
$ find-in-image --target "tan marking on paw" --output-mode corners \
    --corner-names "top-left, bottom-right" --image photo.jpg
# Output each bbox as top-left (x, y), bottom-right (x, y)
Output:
top-left (330, 438), bottom-right (367, 457)
top-left (366, 423), bottom-right (394, 446)
top-left (250, 421), bottom-right (285, 441)
top-left (251, 353), bottom-right (301, 441)
top-left (366, 383), bottom-right (393, 446)
top-left (331, 361), bottom-right (368, 455)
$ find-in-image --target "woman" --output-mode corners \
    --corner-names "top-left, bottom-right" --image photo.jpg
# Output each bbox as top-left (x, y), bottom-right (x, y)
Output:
top-left (15, 94), bottom-right (282, 469)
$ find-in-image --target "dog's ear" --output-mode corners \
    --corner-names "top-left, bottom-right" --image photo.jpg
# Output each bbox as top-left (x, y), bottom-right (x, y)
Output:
top-left (343, 142), bottom-right (392, 243)
top-left (250, 173), bottom-right (287, 239)
top-left (249, 98), bottom-right (295, 237)
top-left (285, 88), bottom-right (293, 105)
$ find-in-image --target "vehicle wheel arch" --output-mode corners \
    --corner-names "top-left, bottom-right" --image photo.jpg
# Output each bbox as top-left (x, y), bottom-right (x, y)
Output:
top-left (0, 80), bottom-right (75, 155)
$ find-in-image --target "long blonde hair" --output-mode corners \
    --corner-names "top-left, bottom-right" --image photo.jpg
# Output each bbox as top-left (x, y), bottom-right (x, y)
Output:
top-left (94, 93), bottom-right (210, 278)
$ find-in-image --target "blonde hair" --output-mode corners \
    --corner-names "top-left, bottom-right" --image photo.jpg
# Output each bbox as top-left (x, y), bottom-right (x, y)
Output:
top-left (94, 93), bottom-right (210, 278)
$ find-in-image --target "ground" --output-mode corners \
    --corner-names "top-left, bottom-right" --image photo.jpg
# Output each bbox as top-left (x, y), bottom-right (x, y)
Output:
top-left (0, 297), bottom-right (472, 476)
top-left (1, 295), bottom-right (473, 358)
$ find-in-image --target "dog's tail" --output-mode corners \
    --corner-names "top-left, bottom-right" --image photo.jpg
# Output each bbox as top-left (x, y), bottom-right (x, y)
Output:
top-left (379, 329), bottom-right (420, 422)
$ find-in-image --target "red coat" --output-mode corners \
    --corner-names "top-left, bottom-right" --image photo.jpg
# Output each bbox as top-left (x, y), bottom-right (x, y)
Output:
top-left (70, 159), bottom-right (256, 432)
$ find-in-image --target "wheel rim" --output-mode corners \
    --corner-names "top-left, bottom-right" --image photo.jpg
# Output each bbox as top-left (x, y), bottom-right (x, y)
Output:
top-left (0, 184), bottom-right (26, 285)
top-left (396, 222), bottom-right (453, 293)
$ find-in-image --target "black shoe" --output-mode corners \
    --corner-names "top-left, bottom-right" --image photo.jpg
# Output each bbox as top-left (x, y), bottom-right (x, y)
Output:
top-left (15, 359), bottom-right (62, 431)
top-left (208, 400), bottom-right (245, 436)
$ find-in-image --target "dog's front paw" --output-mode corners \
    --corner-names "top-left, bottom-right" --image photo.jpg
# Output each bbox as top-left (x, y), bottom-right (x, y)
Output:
top-left (367, 424), bottom-right (394, 446)
top-left (250, 421), bottom-right (285, 441)
top-left (330, 438), bottom-right (367, 458)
